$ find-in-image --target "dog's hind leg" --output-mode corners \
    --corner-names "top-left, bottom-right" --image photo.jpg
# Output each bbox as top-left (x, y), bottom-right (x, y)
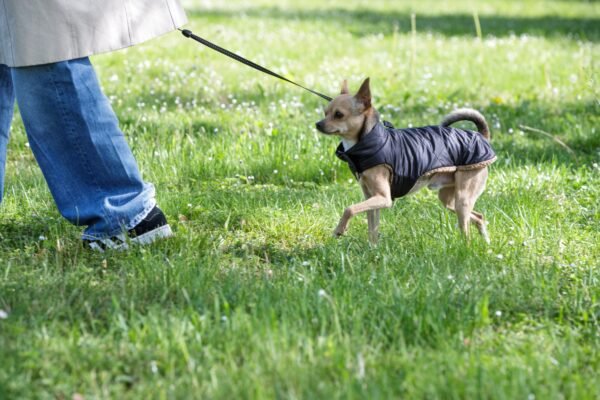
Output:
top-left (454, 168), bottom-right (489, 242)
top-left (470, 212), bottom-right (490, 243)
top-left (438, 170), bottom-right (490, 242)
top-left (439, 186), bottom-right (482, 222)
top-left (438, 186), bottom-right (456, 211)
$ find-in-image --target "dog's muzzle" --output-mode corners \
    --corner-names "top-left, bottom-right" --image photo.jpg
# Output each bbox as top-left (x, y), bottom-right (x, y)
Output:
top-left (316, 121), bottom-right (331, 134)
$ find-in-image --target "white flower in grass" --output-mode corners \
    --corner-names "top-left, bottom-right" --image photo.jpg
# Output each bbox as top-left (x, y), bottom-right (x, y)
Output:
top-left (495, 310), bottom-right (502, 317)
top-left (318, 289), bottom-right (327, 298)
top-left (356, 353), bottom-right (366, 380)
top-left (0, 310), bottom-right (8, 319)
top-left (273, 170), bottom-right (279, 174)
top-left (302, 261), bottom-right (310, 267)
top-left (39, 235), bottom-right (47, 241)
top-left (496, 254), bottom-right (504, 260)
top-left (447, 274), bottom-right (455, 281)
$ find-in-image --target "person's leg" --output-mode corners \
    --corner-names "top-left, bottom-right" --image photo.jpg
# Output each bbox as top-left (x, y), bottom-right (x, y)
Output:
top-left (0, 64), bottom-right (15, 204)
top-left (11, 57), bottom-right (165, 241)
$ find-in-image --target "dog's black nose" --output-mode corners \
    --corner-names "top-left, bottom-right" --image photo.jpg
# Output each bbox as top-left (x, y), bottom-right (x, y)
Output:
top-left (316, 121), bottom-right (324, 132)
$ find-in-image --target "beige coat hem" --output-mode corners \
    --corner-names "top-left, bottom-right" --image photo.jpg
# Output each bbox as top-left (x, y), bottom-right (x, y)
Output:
top-left (0, 0), bottom-right (188, 68)
top-left (7, 24), bottom-right (187, 68)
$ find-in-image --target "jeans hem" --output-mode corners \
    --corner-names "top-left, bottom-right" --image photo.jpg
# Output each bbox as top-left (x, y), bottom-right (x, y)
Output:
top-left (81, 198), bottom-right (157, 240)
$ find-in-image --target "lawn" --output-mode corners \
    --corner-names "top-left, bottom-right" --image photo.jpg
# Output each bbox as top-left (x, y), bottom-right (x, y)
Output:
top-left (1, 0), bottom-right (599, 398)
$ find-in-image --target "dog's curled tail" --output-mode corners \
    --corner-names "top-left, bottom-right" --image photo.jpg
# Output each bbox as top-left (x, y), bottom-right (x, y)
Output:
top-left (441, 108), bottom-right (491, 140)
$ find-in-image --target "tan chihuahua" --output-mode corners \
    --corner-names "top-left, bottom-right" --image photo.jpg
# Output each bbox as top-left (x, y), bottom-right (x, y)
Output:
top-left (316, 78), bottom-right (497, 243)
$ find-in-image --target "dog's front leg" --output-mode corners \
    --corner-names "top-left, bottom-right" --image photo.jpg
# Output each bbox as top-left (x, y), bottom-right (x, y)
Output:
top-left (361, 185), bottom-right (382, 243)
top-left (333, 195), bottom-right (392, 238)
top-left (367, 209), bottom-right (381, 243)
top-left (334, 166), bottom-right (392, 240)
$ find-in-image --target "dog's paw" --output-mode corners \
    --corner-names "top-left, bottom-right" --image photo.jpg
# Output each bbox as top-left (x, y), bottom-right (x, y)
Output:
top-left (333, 227), bottom-right (347, 238)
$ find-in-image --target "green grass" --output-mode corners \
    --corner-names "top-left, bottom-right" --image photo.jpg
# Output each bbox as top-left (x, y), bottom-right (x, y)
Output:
top-left (1, 0), bottom-right (599, 398)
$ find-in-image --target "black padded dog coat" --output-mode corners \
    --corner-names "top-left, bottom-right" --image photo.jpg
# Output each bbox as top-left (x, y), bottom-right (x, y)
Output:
top-left (335, 122), bottom-right (497, 199)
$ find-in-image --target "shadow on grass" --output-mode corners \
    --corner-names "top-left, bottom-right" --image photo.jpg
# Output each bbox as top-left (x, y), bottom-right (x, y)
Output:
top-left (0, 218), bottom-right (57, 249)
top-left (0, 183), bottom-right (593, 352)
top-left (486, 101), bottom-right (599, 164)
top-left (189, 7), bottom-right (600, 41)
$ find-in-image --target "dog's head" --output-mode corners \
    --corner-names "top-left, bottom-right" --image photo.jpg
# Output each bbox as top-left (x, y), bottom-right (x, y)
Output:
top-left (316, 78), bottom-right (374, 142)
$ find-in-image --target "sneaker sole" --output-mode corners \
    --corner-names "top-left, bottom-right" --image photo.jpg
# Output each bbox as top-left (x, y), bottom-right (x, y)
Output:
top-left (131, 224), bottom-right (174, 246)
top-left (87, 224), bottom-right (174, 252)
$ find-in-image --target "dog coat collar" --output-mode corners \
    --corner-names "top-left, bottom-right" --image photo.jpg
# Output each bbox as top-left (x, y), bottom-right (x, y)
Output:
top-left (335, 122), bottom-right (390, 179)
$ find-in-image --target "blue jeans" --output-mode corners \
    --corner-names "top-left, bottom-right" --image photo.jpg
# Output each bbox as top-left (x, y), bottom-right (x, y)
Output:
top-left (0, 58), bottom-right (156, 239)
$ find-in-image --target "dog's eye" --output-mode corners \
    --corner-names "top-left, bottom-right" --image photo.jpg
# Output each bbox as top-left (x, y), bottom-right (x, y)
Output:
top-left (334, 111), bottom-right (344, 119)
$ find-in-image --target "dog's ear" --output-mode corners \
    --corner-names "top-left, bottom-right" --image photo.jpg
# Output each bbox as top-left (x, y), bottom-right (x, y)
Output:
top-left (355, 78), bottom-right (371, 109)
top-left (340, 79), bottom-right (349, 95)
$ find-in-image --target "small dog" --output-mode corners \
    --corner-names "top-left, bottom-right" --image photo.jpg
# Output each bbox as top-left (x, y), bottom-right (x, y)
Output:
top-left (316, 78), bottom-right (497, 243)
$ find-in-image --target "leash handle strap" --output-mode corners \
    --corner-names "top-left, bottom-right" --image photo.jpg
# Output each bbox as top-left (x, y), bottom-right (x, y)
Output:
top-left (180, 29), bottom-right (333, 102)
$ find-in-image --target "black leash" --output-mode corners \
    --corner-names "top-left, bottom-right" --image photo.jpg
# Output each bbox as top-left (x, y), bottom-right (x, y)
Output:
top-left (180, 29), bottom-right (333, 102)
